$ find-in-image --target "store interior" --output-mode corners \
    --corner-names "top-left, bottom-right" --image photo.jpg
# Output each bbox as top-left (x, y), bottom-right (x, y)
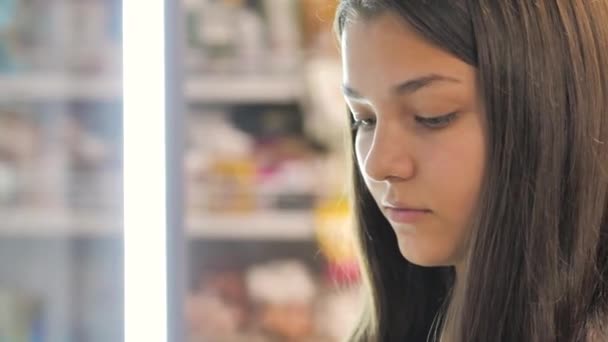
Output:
top-left (0, 0), bottom-right (361, 341)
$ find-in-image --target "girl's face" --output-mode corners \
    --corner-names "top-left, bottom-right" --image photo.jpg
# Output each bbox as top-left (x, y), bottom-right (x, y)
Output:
top-left (342, 14), bottom-right (486, 267)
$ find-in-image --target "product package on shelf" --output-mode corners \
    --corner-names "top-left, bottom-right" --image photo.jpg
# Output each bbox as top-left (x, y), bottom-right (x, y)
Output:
top-left (0, 289), bottom-right (45, 342)
top-left (186, 106), bottom-right (326, 215)
top-left (0, 103), bottom-right (122, 215)
top-left (0, 105), bottom-right (70, 210)
top-left (64, 103), bottom-right (122, 212)
top-left (70, 239), bottom-right (123, 341)
top-left (0, 0), bottom-right (120, 74)
top-left (184, 0), bottom-right (301, 74)
top-left (313, 196), bottom-right (364, 341)
top-left (186, 257), bottom-right (346, 342)
top-left (314, 196), bottom-right (359, 284)
top-left (0, 108), bottom-right (40, 207)
top-left (246, 260), bottom-right (318, 341)
top-left (65, 0), bottom-right (120, 73)
top-left (187, 268), bottom-right (250, 341)
top-left (185, 109), bottom-right (256, 213)
top-left (0, 0), bottom-right (19, 72)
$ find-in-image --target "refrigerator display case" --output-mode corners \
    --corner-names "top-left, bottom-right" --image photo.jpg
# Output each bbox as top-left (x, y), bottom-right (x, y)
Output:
top-left (0, 1), bottom-right (360, 341)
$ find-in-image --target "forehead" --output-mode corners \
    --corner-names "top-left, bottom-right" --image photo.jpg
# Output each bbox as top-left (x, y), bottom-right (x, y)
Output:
top-left (341, 13), bottom-right (474, 95)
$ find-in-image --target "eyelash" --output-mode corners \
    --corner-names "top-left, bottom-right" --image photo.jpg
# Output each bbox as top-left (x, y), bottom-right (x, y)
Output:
top-left (416, 112), bottom-right (458, 128)
top-left (351, 117), bottom-right (376, 131)
top-left (351, 112), bottom-right (458, 131)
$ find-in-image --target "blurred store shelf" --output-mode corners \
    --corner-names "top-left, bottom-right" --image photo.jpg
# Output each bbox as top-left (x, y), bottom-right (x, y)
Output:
top-left (0, 208), bottom-right (314, 240)
top-left (0, 73), bottom-right (122, 102)
top-left (185, 73), bottom-right (304, 104)
top-left (0, 208), bottom-right (121, 238)
top-left (0, 73), bottom-right (303, 103)
top-left (188, 211), bottom-right (314, 240)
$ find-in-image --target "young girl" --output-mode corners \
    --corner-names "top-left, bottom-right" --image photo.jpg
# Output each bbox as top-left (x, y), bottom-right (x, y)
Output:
top-left (335, 1), bottom-right (608, 341)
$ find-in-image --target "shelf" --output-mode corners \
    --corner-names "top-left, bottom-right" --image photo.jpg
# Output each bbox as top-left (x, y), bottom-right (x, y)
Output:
top-left (0, 73), bottom-right (123, 102)
top-left (187, 211), bottom-right (315, 240)
top-left (0, 208), bottom-right (121, 238)
top-left (0, 73), bottom-right (303, 103)
top-left (185, 73), bottom-right (303, 104)
top-left (0, 209), bottom-right (315, 241)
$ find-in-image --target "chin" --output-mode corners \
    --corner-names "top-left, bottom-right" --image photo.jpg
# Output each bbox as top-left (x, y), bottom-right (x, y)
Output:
top-left (397, 241), bottom-right (455, 268)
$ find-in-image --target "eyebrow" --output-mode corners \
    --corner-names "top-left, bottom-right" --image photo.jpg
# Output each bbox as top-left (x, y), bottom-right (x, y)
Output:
top-left (342, 74), bottom-right (461, 100)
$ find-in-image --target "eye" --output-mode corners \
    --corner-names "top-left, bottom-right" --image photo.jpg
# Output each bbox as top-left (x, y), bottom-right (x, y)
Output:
top-left (415, 112), bottom-right (458, 129)
top-left (351, 117), bottom-right (376, 131)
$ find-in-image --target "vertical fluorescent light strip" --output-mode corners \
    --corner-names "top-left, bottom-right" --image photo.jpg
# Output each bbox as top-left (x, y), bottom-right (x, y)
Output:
top-left (123, 1), bottom-right (168, 342)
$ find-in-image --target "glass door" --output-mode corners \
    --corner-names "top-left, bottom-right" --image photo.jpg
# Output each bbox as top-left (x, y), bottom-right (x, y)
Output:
top-left (181, 1), bottom-right (361, 341)
top-left (0, 0), bottom-right (124, 341)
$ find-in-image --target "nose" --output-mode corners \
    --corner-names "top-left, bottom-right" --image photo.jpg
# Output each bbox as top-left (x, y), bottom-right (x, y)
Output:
top-left (362, 121), bottom-right (416, 183)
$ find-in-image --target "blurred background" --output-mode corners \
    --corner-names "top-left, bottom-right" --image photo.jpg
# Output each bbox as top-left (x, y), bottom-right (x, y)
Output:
top-left (0, 0), bottom-right (361, 341)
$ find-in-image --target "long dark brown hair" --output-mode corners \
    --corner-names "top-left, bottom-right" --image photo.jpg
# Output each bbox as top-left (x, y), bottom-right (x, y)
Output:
top-left (335, 1), bottom-right (608, 341)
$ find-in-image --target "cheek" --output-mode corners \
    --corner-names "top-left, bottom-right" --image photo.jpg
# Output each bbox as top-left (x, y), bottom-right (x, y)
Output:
top-left (427, 119), bottom-right (486, 237)
top-left (354, 132), bottom-right (372, 177)
top-left (404, 120), bottom-right (485, 266)
top-left (354, 132), bottom-right (385, 203)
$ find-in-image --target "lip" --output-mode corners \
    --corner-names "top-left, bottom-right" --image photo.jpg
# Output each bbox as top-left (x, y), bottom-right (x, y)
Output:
top-left (383, 207), bottom-right (431, 224)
